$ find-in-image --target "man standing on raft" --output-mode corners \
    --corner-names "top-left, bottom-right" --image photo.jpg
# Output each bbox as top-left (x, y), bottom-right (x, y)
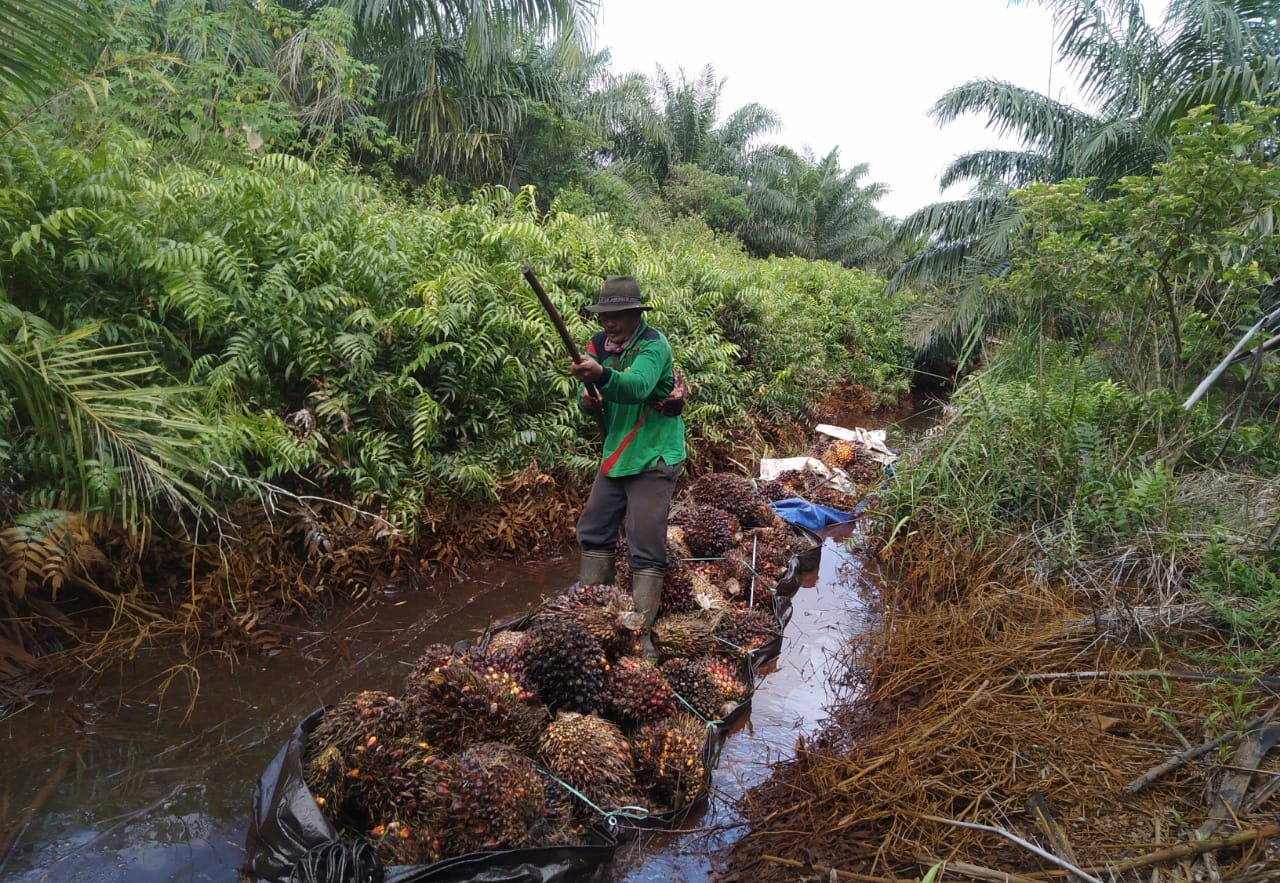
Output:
top-left (570, 275), bottom-right (686, 659)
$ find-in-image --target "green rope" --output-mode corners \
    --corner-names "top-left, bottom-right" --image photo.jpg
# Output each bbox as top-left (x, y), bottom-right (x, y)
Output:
top-left (535, 766), bottom-right (652, 826)
top-left (712, 633), bottom-right (748, 655)
top-left (672, 688), bottom-right (724, 727)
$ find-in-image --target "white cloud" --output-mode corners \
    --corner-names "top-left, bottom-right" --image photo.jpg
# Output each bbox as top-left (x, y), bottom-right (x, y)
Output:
top-left (594, 0), bottom-right (1163, 219)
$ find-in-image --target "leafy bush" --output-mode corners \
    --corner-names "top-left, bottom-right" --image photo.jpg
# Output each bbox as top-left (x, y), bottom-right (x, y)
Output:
top-left (0, 128), bottom-right (910, 536)
top-left (882, 106), bottom-right (1280, 668)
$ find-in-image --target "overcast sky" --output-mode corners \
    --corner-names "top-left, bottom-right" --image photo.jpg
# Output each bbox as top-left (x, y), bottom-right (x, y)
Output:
top-left (594, 1), bottom-right (1164, 219)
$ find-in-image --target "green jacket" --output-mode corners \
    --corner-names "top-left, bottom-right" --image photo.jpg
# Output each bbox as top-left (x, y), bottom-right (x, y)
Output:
top-left (581, 320), bottom-right (686, 477)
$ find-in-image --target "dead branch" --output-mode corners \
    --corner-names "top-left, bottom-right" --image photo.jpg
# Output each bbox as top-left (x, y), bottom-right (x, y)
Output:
top-left (761, 854), bottom-right (897, 882)
top-left (1025, 792), bottom-right (1084, 882)
top-left (1029, 823), bottom-right (1280, 877)
top-left (1123, 708), bottom-right (1276, 794)
top-left (917, 815), bottom-right (1104, 883)
top-left (1017, 670), bottom-right (1280, 689)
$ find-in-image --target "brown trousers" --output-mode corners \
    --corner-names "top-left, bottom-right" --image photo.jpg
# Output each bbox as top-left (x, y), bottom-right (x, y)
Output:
top-left (576, 459), bottom-right (683, 572)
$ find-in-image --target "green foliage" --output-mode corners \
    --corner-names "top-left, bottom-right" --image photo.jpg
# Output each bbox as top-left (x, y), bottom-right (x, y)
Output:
top-left (1193, 538), bottom-right (1280, 669)
top-left (899, 0), bottom-right (1280, 356)
top-left (0, 129), bottom-right (910, 537)
top-left (0, 0), bottom-right (97, 104)
top-left (885, 106), bottom-right (1280, 670)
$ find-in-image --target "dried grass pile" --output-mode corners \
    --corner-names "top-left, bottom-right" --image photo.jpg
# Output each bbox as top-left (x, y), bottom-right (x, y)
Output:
top-left (724, 539), bottom-right (1280, 883)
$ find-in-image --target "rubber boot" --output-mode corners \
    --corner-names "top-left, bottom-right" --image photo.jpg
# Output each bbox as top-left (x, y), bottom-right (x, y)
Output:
top-left (631, 569), bottom-right (664, 661)
top-left (578, 549), bottom-right (616, 587)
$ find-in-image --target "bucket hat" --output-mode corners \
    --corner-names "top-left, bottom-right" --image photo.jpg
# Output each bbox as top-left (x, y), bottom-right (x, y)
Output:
top-left (585, 275), bottom-right (652, 313)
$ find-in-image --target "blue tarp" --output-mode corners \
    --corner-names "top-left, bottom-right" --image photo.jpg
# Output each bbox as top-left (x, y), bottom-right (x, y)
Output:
top-left (769, 497), bottom-right (856, 531)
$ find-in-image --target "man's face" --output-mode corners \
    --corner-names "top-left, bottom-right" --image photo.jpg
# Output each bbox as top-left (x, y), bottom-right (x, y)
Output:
top-left (598, 310), bottom-right (643, 349)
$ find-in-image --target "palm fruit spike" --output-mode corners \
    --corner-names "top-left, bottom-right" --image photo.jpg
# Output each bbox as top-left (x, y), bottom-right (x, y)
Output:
top-left (370, 819), bottom-right (443, 866)
top-left (756, 478), bottom-right (790, 503)
top-left (402, 661), bottom-right (545, 754)
top-left (404, 643), bottom-right (459, 694)
top-left (825, 439), bottom-right (858, 469)
top-left (303, 691), bottom-right (415, 823)
top-left (539, 712), bottom-right (638, 814)
top-left (353, 737), bottom-right (454, 835)
top-left (660, 658), bottom-right (723, 721)
top-left (688, 473), bottom-right (772, 527)
top-left (632, 713), bottom-right (708, 812)
top-left (535, 584), bottom-right (639, 659)
top-left (437, 742), bottom-right (544, 854)
top-left (657, 557), bottom-right (698, 616)
top-left (604, 656), bottom-right (677, 728)
top-left (715, 608), bottom-right (780, 655)
top-left (701, 655), bottom-right (749, 704)
top-left (457, 644), bottom-right (536, 703)
top-left (518, 617), bottom-right (609, 714)
top-left (671, 505), bottom-right (740, 558)
top-left (651, 611), bottom-right (719, 659)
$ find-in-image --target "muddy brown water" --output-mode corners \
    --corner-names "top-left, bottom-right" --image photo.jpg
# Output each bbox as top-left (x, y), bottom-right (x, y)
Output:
top-left (3, 406), bottom-right (928, 883)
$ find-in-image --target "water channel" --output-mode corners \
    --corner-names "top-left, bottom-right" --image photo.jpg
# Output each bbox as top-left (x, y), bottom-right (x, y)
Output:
top-left (2, 407), bottom-right (934, 883)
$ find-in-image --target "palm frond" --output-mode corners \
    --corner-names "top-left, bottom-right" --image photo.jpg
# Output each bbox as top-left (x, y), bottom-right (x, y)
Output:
top-left (0, 0), bottom-right (97, 102)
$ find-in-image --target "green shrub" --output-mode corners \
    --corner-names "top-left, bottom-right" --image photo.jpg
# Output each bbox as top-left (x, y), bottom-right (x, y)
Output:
top-left (0, 128), bottom-right (911, 533)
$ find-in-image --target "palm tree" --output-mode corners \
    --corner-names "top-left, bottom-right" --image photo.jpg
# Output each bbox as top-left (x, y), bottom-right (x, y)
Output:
top-left (285, 0), bottom-right (598, 179)
top-left (605, 64), bottom-right (781, 185)
top-left (895, 0), bottom-right (1280, 352)
top-left (0, 0), bottom-right (98, 104)
top-left (742, 146), bottom-right (889, 266)
top-left (0, 302), bottom-right (214, 536)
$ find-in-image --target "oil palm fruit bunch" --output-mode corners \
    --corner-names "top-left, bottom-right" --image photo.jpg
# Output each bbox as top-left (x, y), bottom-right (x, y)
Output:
top-left (537, 583), bottom-right (640, 659)
top-left (539, 712), bottom-right (639, 813)
top-left (370, 819), bottom-right (443, 865)
top-left (756, 479), bottom-right (791, 503)
top-left (632, 714), bottom-right (707, 812)
top-left (359, 743), bottom-right (454, 843)
top-left (823, 439), bottom-right (858, 470)
top-left (715, 608), bottom-right (780, 654)
top-left (671, 506), bottom-right (740, 558)
top-left (689, 473), bottom-right (772, 528)
top-left (614, 536), bottom-right (631, 589)
top-left (438, 742), bottom-right (544, 854)
top-left (403, 643), bottom-right (460, 694)
top-left (657, 558), bottom-right (698, 616)
top-left (403, 661), bottom-right (544, 754)
top-left (536, 786), bottom-right (588, 847)
top-left (774, 469), bottom-right (809, 494)
top-left (304, 691), bottom-right (415, 822)
top-left (660, 658), bottom-right (724, 720)
top-left (458, 644), bottom-right (535, 704)
top-left (518, 618), bottom-right (609, 714)
top-left (603, 656), bottom-right (677, 728)
top-left (701, 656), bottom-right (748, 704)
top-left (651, 611), bottom-right (718, 658)
top-left (810, 484), bottom-right (855, 511)
top-left (844, 457), bottom-right (881, 487)
top-left (666, 524), bottom-right (691, 559)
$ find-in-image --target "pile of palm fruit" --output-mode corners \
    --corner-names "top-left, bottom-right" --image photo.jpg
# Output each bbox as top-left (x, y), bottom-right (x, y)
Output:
top-left (766, 434), bottom-right (888, 512)
top-left (302, 471), bottom-right (800, 866)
